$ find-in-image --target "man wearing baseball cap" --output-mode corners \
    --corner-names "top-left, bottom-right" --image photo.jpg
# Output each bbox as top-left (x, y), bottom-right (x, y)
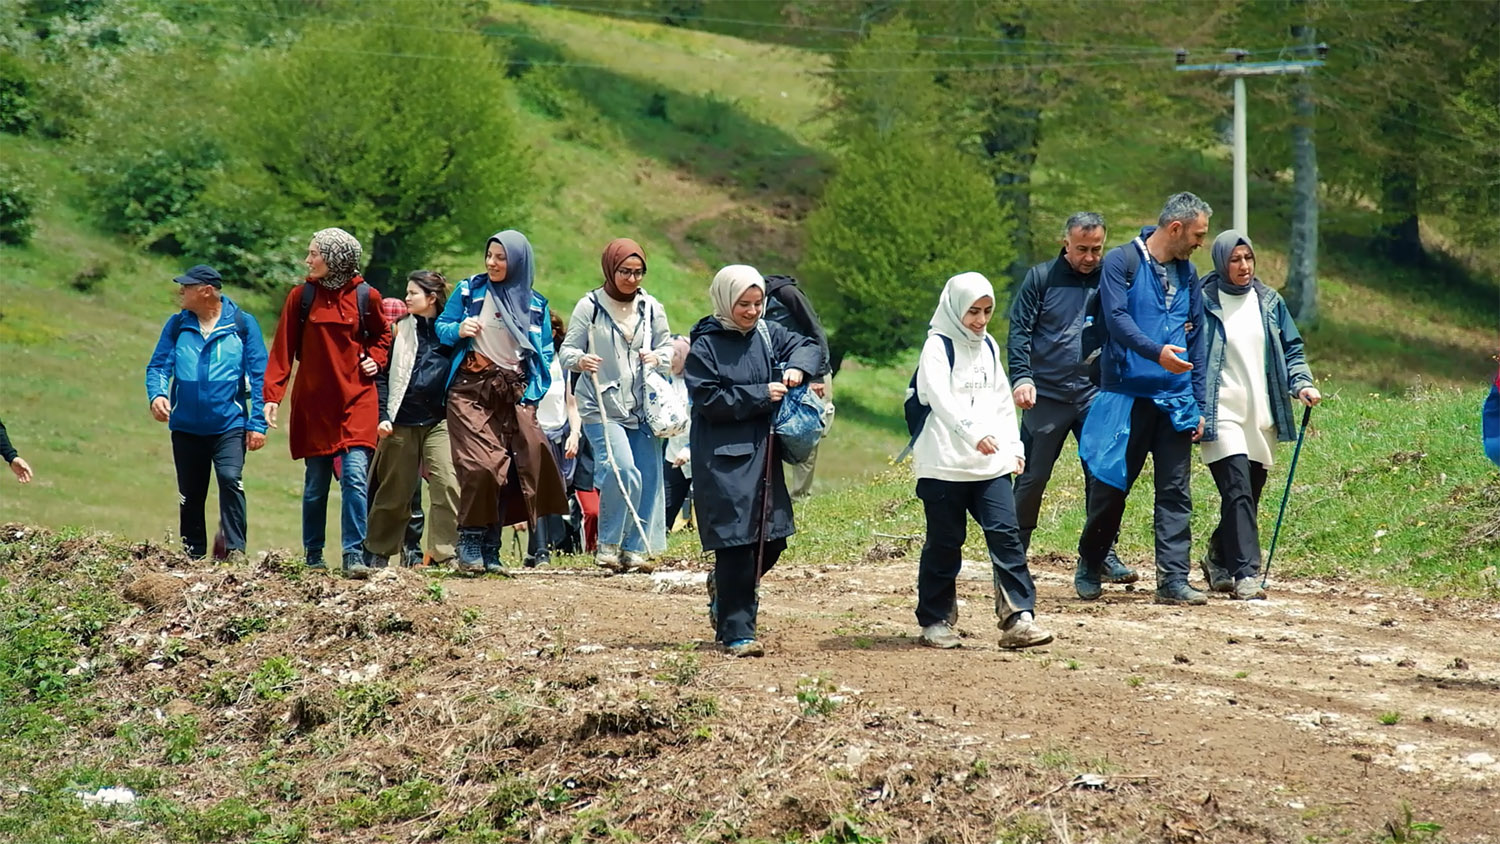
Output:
top-left (145, 264), bottom-right (269, 562)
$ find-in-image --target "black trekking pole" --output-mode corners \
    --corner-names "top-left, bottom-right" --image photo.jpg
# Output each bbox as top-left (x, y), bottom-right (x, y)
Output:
top-left (1262, 405), bottom-right (1313, 588)
top-left (755, 418), bottom-right (776, 587)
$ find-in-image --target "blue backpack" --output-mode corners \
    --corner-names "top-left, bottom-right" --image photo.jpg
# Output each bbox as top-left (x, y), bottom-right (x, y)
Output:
top-left (754, 320), bottom-right (828, 465)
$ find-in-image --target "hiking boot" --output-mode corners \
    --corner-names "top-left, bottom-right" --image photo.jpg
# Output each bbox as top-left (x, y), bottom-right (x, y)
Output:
top-left (706, 571), bottom-right (718, 630)
top-left (595, 543), bottom-right (623, 573)
top-left (998, 611), bottom-right (1055, 650)
top-left (480, 542), bottom-right (505, 575)
top-left (1232, 577), bottom-right (1267, 601)
top-left (306, 549), bottom-right (327, 571)
top-left (456, 529), bottom-right (485, 576)
top-left (725, 639), bottom-right (764, 658)
top-left (1200, 548), bottom-right (1233, 593)
top-left (1154, 581), bottom-right (1208, 606)
top-left (223, 549), bottom-right (249, 567)
top-left (400, 547), bottom-right (424, 568)
top-left (1074, 557), bottom-right (1103, 601)
top-left (920, 622), bottom-right (962, 649)
top-left (621, 550), bottom-right (654, 574)
top-left (364, 549), bottom-right (389, 569)
top-left (1102, 551), bottom-right (1139, 584)
top-left (342, 552), bottom-right (372, 580)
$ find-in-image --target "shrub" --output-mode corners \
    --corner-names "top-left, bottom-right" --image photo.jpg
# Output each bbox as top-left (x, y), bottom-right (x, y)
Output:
top-left (85, 138), bottom-right (222, 243)
top-left (0, 163), bottom-right (37, 245)
top-left (0, 51), bottom-right (37, 134)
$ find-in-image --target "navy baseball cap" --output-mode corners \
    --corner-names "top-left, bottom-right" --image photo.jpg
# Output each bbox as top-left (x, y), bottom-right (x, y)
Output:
top-left (174, 265), bottom-right (222, 288)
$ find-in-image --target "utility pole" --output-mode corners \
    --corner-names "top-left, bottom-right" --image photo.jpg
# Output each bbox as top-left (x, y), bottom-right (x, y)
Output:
top-left (1175, 46), bottom-right (1327, 239)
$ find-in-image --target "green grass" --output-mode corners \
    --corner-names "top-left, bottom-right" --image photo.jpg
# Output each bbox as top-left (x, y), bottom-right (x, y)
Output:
top-left (1, 1), bottom-right (1495, 582)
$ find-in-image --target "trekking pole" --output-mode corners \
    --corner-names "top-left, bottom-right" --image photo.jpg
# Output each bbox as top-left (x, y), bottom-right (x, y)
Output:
top-left (755, 417), bottom-right (776, 587)
top-left (1262, 404), bottom-right (1313, 588)
top-left (589, 370), bottom-right (650, 555)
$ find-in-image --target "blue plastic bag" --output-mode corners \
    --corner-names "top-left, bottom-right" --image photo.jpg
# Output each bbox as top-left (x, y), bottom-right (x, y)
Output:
top-left (774, 384), bottom-right (828, 465)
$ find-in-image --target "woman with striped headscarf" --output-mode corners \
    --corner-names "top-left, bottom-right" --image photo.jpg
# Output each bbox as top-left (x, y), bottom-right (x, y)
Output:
top-left (264, 227), bottom-right (392, 577)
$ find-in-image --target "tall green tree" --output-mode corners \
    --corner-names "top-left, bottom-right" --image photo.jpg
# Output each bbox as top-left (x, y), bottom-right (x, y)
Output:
top-left (230, 0), bottom-right (533, 291)
top-left (801, 22), bottom-right (1015, 367)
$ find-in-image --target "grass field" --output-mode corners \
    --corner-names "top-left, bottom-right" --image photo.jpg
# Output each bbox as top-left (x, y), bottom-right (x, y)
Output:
top-left (1, 0), bottom-right (1496, 576)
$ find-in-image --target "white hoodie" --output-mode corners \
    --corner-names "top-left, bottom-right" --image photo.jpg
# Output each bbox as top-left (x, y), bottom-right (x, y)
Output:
top-left (912, 272), bottom-right (1024, 482)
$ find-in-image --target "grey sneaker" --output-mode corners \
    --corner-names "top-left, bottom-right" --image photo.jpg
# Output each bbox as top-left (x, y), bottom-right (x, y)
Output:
top-left (1232, 577), bottom-right (1267, 601)
top-left (920, 622), bottom-right (962, 649)
top-left (1074, 557), bottom-right (1103, 601)
top-left (1102, 551), bottom-right (1140, 584)
top-left (1200, 549), bottom-right (1234, 593)
top-left (998, 612), bottom-right (1054, 649)
top-left (725, 639), bottom-right (764, 658)
top-left (595, 543), bottom-right (623, 573)
top-left (621, 550), bottom-right (654, 574)
top-left (1155, 581), bottom-right (1208, 606)
top-left (342, 552), bottom-right (372, 580)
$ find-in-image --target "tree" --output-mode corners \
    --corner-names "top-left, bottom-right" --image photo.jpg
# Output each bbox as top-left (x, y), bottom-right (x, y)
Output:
top-left (800, 22), bottom-right (1015, 367)
top-left (230, 0), bottom-right (532, 291)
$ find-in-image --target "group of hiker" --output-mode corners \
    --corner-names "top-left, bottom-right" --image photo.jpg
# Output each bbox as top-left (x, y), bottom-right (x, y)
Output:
top-left (0, 187), bottom-right (1467, 658)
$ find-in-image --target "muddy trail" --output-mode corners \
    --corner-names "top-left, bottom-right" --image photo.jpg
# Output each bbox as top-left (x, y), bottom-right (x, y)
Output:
top-left (7, 527), bottom-right (1498, 843)
top-left (447, 552), bottom-right (1500, 842)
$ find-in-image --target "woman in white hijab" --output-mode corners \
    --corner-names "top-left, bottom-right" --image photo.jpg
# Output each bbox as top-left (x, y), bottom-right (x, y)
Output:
top-left (910, 272), bottom-right (1052, 650)
top-left (684, 265), bottom-right (821, 657)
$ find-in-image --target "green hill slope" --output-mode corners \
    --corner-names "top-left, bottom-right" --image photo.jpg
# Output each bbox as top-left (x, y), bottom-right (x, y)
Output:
top-left (1, 1), bottom-right (1495, 573)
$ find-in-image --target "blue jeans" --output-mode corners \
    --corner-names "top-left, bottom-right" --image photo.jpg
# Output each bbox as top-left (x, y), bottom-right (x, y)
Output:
top-left (584, 420), bottom-right (664, 553)
top-left (1484, 384), bottom-right (1500, 469)
top-left (303, 447), bottom-right (373, 556)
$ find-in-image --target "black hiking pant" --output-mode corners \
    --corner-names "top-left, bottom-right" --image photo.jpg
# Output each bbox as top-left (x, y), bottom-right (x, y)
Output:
top-left (1207, 455), bottom-right (1269, 581)
top-left (916, 476), bottom-right (1035, 628)
top-left (1077, 398), bottom-right (1193, 586)
top-left (1014, 395), bottom-right (1103, 551)
top-left (663, 461), bottom-right (692, 531)
top-left (172, 429), bottom-right (247, 559)
top-left (713, 538), bottom-right (785, 645)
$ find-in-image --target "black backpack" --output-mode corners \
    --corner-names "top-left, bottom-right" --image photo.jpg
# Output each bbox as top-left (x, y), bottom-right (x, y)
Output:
top-left (296, 280), bottom-right (378, 359)
top-left (897, 334), bottom-right (997, 460)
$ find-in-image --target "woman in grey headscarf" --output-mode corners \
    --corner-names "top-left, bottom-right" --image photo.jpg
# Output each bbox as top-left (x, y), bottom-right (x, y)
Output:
top-left (684, 265), bottom-right (820, 657)
top-left (1198, 230), bottom-right (1320, 599)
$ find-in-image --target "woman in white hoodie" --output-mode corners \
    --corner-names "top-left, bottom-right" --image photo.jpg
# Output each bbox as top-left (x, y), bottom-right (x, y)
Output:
top-left (912, 272), bottom-right (1053, 650)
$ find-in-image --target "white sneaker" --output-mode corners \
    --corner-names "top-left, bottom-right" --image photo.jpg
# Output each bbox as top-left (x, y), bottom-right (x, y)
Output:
top-left (595, 543), bottom-right (623, 573)
top-left (998, 612), bottom-right (1054, 649)
top-left (621, 550), bottom-right (654, 573)
top-left (920, 622), bottom-right (962, 649)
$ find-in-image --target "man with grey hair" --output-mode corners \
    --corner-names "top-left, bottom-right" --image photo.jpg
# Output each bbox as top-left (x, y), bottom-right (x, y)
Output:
top-left (1006, 212), bottom-right (1135, 584)
top-left (1076, 192), bottom-right (1211, 606)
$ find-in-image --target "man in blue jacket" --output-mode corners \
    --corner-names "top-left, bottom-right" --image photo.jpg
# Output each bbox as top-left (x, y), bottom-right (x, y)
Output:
top-left (1076, 193), bottom-right (1211, 606)
top-left (1006, 211), bottom-right (1135, 584)
top-left (145, 265), bottom-right (268, 562)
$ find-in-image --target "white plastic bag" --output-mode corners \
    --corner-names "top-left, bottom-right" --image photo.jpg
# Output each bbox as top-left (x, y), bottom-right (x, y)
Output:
top-left (642, 369), bottom-right (688, 438)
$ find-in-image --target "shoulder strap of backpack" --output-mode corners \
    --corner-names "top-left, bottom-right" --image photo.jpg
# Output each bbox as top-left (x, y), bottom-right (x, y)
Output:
top-left (233, 307), bottom-right (248, 341)
top-left (355, 282), bottom-right (374, 343)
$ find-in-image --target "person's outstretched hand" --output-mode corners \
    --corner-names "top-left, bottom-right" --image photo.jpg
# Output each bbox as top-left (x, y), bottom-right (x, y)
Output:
top-left (9, 457), bottom-right (33, 483)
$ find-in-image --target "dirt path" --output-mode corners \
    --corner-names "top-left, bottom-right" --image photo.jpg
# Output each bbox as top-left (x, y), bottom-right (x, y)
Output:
top-left (447, 554), bottom-right (1500, 842)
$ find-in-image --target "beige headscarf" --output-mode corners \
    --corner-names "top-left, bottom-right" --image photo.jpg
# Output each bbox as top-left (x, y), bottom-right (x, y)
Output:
top-left (709, 264), bottom-right (764, 333)
top-left (310, 227), bottom-right (363, 290)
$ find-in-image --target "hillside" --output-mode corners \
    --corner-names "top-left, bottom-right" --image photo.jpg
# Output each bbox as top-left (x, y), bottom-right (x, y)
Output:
top-left (1, 0), bottom-right (1497, 565)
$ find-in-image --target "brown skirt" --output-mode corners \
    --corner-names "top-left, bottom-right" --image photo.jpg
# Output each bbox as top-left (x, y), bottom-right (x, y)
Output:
top-left (446, 365), bottom-right (569, 528)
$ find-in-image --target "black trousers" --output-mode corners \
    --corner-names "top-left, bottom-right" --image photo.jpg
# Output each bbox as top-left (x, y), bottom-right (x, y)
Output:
top-left (171, 429), bottom-right (247, 558)
top-left (1078, 397), bottom-right (1193, 585)
top-left (916, 476), bottom-right (1035, 628)
top-left (1014, 395), bottom-right (1102, 551)
top-left (663, 462), bottom-right (692, 530)
top-left (1207, 455), bottom-right (1268, 581)
top-left (714, 537), bottom-right (786, 645)
top-left (404, 483), bottom-right (424, 556)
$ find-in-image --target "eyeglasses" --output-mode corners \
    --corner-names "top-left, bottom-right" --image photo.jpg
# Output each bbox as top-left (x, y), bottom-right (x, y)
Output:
top-left (616, 268), bottom-right (646, 281)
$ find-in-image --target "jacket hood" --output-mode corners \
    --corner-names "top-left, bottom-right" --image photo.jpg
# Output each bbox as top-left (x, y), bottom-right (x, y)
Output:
top-left (764, 274), bottom-right (797, 295)
top-left (690, 313), bottom-right (739, 341)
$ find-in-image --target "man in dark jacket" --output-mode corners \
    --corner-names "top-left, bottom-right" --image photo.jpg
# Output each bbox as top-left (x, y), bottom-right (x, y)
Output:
top-left (762, 275), bottom-right (832, 499)
top-left (1006, 212), bottom-right (1135, 584)
top-left (1076, 193), bottom-right (1212, 606)
top-left (145, 265), bottom-right (268, 562)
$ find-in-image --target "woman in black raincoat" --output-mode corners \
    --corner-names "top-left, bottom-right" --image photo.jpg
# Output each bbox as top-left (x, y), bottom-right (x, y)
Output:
top-left (686, 264), bottom-right (820, 657)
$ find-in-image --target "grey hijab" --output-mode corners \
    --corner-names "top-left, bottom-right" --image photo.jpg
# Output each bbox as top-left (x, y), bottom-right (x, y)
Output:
top-left (1211, 230), bottom-right (1255, 283)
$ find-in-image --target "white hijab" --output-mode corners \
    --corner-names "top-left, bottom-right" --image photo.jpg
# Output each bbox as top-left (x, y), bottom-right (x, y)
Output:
top-left (928, 271), bottom-right (996, 350)
top-left (709, 264), bottom-right (765, 333)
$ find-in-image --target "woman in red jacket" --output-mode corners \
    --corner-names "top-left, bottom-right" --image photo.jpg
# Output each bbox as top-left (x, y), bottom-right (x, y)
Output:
top-left (263, 228), bottom-right (392, 576)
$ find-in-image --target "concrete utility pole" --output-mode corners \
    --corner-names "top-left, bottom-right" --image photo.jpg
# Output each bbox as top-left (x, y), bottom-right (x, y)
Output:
top-left (1174, 47), bottom-right (1327, 239)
